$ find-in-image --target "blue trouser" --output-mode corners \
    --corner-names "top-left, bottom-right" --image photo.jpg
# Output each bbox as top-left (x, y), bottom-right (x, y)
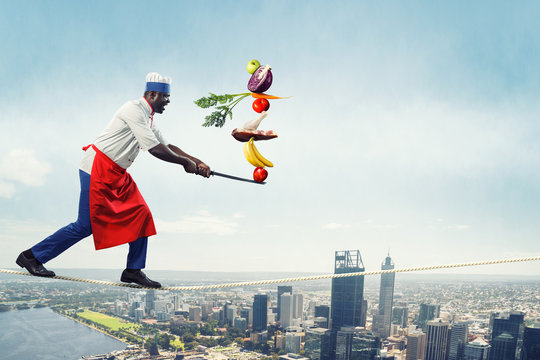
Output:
top-left (31, 170), bottom-right (148, 269)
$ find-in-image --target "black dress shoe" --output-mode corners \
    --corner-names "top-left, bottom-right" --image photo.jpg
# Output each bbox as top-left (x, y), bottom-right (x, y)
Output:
top-left (16, 251), bottom-right (56, 277)
top-left (120, 269), bottom-right (161, 288)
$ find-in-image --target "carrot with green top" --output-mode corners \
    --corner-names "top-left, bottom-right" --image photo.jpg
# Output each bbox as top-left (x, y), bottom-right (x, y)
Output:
top-left (251, 93), bottom-right (292, 99)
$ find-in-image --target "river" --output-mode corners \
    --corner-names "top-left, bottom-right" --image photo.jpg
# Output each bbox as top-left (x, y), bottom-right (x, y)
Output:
top-left (0, 307), bottom-right (126, 360)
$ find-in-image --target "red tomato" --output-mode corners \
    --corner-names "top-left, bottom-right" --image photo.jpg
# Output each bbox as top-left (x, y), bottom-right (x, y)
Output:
top-left (253, 167), bottom-right (268, 183)
top-left (252, 98), bottom-right (270, 113)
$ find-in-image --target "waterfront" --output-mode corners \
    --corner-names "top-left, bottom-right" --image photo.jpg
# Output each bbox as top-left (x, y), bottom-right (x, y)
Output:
top-left (0, 307), bottom-right (126, 360)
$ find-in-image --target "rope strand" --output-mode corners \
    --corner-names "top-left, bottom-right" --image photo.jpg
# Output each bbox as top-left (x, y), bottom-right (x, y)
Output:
top-left (1, 256), bottom-right (538, 291)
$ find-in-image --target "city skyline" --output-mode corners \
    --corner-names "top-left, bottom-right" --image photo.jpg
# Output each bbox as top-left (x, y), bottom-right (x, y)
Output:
top-left (1, 1), bottom-right (540, 276)
top-left (2, 263), bottom-right (539, 360)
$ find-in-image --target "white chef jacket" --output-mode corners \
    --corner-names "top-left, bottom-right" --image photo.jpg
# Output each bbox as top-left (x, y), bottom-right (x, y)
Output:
top-left (80, 98), bottom-right (168, 174)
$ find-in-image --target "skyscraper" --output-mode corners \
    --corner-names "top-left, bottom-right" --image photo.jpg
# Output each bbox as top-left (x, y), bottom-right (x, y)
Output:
top-left (464, 338), bottom-right (490, 360)
top-left (277, 286), bottom-right (293, 321)
top-left (521, 323), bottom-right (540, 360)
top-left (315, 305), bottom-right (330, 319)
top-left (328, 250), bottom-right (366, 360)
top-left (425, 319), bottom-right (449, 360)
top-left (253, 294), bottom-right (268, 331)
top-left (488, 311), bottom-right (524, 360)
top-left (330, 250), bottom-right (365, 331)
top-left (145, 289), bottom-right (155, 315)
top-left (280, 293), bottom-right (294, 329)
top-left (374, 253), bottom-right (395, 339)
top-left (448, 322), bottom-right (468, 360)
top-left (305, 327), bottom-right (331, 360)
top-left (335, 327), bottom-right (354, 360)
top-left (406, 331), bottom-right (426, 360)
top-left (351, 332), bottom-right (380, 360)
top-left (392, 306), bottom-right (408, 328)
top-left (293, 293), bottom-right (304, 320)
top-left (417, 304), bottom-right (441, 332)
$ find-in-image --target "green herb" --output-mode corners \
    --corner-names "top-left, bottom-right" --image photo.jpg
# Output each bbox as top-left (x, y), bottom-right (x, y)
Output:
top-left (194, 92), bottom-right (251, 127)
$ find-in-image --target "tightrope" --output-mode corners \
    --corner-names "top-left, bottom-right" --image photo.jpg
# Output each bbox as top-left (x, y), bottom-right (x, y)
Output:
top-left (1, 256), bottom-right (539, 291)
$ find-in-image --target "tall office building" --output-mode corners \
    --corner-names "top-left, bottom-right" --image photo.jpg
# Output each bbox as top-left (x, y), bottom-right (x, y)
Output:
top-left (464, 338), bottom-right (490, 360)
top-left (315, 305), bottom-right (330, 319)
top-left (226, 305), bottom-right (237, 325)
top-left (335, 327), bottom-right (354, 360)
top-left (253, 294), bottom-right (268, 331)
top-left (425, 319), bottom-right (449, 360)
top-left (278, 286), bottom-right (293, 321)
top-left (330, 250), bottom-right (365, 330)
top-left (286, 332), bottom-right (303, 354)
top-left (305, 327), bottom-right (331, 360)
top-left (189, 306), bottom-right (202, 322)
top-left (392, 306), bottom-right (408, 328)
top-left (145, 290), bottom-right (155, 314)
top-left (406, 331), bottom-right (426, 360)
top-left (351, 332), bottom-right (380, 360)
top-left (280, 293), bottom-right (294, 329)
top-left (417, 304), bottom-right (441, 332)
top-left (448, 322), bottom-right (469, 360)
top-left (241, 307), bottom-right (252, 327)
top-left (326, 250), bottom-right (366, 360)
top-left (521, 323), bottom-right (540, 360)
top-left (488, 311), bottom-right (524, 360)
top-left (375, 253), bottom-right (395, 339)
top-left (293, 293), bottom-right (304, 320)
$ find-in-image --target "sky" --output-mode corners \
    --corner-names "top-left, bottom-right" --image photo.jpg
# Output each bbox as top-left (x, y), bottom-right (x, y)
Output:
top-left (0, 0), bottom-right (539, 277)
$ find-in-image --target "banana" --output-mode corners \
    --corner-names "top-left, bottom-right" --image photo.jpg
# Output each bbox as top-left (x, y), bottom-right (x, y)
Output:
top-left (249, 138), bottom-right (274, 168)
top-left (243, 139), bottom-right (265, 167)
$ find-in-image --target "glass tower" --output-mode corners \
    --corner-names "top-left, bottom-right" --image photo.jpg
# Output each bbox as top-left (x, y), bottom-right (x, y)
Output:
top-left (488, 311), bottom-right (524, 360)
top-left (252, 294), bottom-right (268, 332)
top-left (417, 304), bottom-right (441, 331)
top-left (521, 324), bottom-right (540, 360)
top-left (375, 253), bottom-right (395, 338)
top-left (305, 327), bottom-right (331, 360)
top-left (448, 322), bottom-right (469, 360)
top-left (330, 250), bottom-right (365, 330)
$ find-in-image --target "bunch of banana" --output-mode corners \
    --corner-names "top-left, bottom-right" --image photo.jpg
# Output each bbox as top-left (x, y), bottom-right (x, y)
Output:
top-left (243, 137), bottom-right (273, 168)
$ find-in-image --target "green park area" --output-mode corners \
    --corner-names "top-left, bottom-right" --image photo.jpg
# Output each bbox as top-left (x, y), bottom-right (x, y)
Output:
top-left (170, 336), bottom-right (184, 350)
top-left (77, 309), bottom-right (140, 332)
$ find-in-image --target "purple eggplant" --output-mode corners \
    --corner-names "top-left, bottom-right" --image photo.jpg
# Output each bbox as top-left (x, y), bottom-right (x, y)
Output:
top-left (248, 65), bottom-right (273, 93)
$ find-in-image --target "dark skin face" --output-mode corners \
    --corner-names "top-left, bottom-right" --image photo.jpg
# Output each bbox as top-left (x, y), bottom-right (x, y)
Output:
top-left (144, 91), bottom-right (170, 114)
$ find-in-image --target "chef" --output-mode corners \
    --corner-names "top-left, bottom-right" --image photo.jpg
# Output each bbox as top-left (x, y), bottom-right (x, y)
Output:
top-left (16, 72), bottom-right (210, 288)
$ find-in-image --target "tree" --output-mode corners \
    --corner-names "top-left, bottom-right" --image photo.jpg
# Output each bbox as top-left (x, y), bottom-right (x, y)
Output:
top-left (144, 338), bottom-right (159, 356)
top-left (218, 336), bottom-right (232, 347)
top-left (158, 333), bottom-right (173, 350)
top-left (199, 320), bottom-right (218, 336)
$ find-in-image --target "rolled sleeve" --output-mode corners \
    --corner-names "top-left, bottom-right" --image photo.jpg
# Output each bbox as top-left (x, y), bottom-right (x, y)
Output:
top-left (152, 124), bottom-right (169, 146)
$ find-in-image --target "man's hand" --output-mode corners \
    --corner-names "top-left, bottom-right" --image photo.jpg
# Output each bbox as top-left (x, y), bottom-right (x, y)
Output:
top-left (196, 162), bottom-right (211, 178)
top-left (183, 159), bottom-right (198, 174)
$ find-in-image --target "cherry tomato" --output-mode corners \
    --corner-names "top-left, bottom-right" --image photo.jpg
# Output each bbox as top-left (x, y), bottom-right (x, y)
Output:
top-left (253, 167), bottom-right (268, 183)
top-left (252, 98), bottom-right (270, 113)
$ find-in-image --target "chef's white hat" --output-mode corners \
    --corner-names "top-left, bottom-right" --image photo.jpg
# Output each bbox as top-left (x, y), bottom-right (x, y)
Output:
top-left (145, 72), bottom-right (171, 93)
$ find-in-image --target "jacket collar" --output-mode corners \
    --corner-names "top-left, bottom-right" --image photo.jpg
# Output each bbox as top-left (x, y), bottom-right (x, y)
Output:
top-left (141, 97), bottom-right (154, 116)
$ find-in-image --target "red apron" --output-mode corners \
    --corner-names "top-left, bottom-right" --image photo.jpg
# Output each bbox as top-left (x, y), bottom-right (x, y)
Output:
top-left (84, 145), bottom-right (157, 250)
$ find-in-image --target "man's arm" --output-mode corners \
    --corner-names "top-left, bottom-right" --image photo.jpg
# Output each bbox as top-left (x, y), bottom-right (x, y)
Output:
top-left (148, 143), bottom-right (198, 174)
top-left (167, 144), bottom-right (211, 177)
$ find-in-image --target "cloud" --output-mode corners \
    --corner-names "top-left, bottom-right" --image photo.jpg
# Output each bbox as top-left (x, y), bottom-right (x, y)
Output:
top-left (448, 224), bottom-right (471, 230)
top-left (155, 211), bottom-right (239, 236)
top-left (322, 223), bottom-right (351, 230)
top-left (0, 180), bottom-right (16, 198)
top-left (0, 148), bottom-right (52, 188)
